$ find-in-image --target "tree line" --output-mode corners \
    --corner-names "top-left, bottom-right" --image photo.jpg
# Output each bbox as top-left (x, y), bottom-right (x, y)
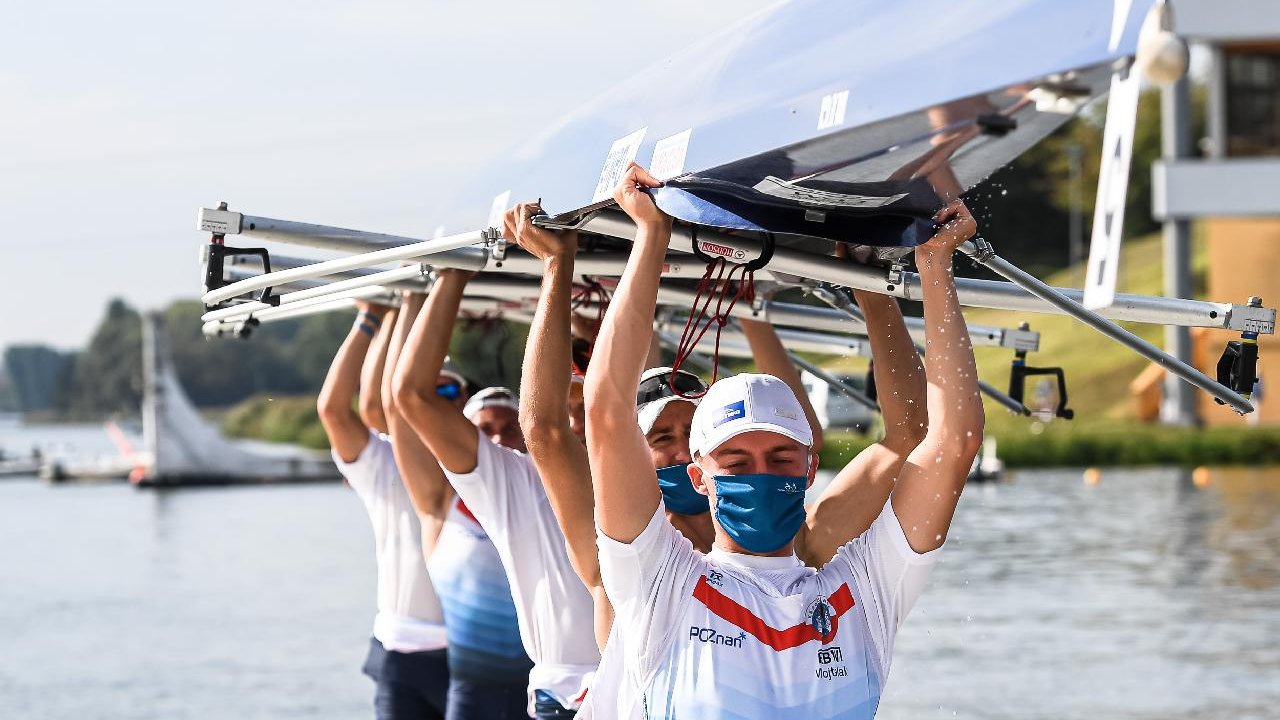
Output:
top-left (1, 296), bottom-right (528, 419)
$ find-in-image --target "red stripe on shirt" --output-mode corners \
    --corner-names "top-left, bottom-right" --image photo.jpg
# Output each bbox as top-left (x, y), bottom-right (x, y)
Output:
top-left (455, 498), bottom-right (480, 526)
top-left (691, 575), bottom-right (854, 651)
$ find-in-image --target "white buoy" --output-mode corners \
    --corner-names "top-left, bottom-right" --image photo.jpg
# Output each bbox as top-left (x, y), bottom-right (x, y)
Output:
top-left (1135, 0), bottom-right (1189, 85)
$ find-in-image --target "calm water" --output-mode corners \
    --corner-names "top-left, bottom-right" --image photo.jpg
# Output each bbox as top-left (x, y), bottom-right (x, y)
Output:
top-left (1, 419), bottom-right (1278, 719)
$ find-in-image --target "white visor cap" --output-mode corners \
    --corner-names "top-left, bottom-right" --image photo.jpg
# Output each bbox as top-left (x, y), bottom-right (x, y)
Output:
top-left (689, 373), bottom-right (812, 457)
top-left (636, 366), bottom-right (705, 435)
top-left (463, 386), bottom-right (519, 420)
top-left (439, 357), bottom-right (467, 388)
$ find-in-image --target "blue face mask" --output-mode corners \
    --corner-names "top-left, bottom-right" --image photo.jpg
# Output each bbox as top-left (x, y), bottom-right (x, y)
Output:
top-left (656, 464), bottom-right (710, 516)
top-left (712, 473), bottom-right (808, 554)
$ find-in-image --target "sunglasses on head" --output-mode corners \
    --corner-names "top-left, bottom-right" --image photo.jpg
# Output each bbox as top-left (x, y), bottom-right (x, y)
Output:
top-left (435, 382), bottom-right (463, 400)
top-left (636, 371), bottom-right (707, 406)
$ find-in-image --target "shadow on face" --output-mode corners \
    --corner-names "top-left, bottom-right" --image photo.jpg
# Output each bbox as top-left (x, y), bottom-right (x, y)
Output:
top-left (472, 406), bottom-right (525, 453)
top-left (645, 400), bottom-right (696, 470)
top-left (689, 430), bottom-right (817, 502)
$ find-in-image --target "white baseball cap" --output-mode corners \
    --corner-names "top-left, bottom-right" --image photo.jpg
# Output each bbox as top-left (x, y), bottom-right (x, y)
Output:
top-left (689, 373), bottom-right (812, 457)
top-left (463, 386), bottom-right (519, 420)
top-left (438, 357), bottom-right (467, 388)
top-left (636, 367), bottom-right (707, 435)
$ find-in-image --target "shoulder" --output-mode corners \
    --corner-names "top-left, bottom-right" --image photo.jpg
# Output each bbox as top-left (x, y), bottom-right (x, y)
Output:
top-left (334, 430), bottom-right (395, 488)
top-left (824, 501), bottom-right (942, 581)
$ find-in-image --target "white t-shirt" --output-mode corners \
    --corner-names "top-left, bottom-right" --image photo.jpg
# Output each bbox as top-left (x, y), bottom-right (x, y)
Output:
top-left (442, 428), bottom-right (600, 711)
top-left (591, 500), bottom-right (938, 719)
top-left (334, 431), bottom-right (447, 653)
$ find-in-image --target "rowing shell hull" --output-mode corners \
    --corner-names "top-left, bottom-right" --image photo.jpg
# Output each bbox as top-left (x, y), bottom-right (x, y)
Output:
top-left (436, 0), bottom-right (1154, 249)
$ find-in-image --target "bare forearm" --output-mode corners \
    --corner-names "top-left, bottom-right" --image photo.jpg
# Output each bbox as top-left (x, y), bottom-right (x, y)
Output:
top-left (520, 256), bottom-right (574, 431)
top-left (585, 220), bottom-right (670, 542)
top-left (392, 274), bottom-right (479, 473)
top-left (852, 291), bottom-right (927, 449)
top-left (318, 322), bottom-right (376, 462)
top-left (383, 294), bottom-right (424, 418)
top-left (519, 254), bottom-right (601, 587)
top-left (916, 257), bottom-right (984, 442)
top-left (385, 295), bottom-right (451, 521)
top-left (359, 310), bottom-right (396, 434)
top-left (739, 317), bottom-right (823, 452)
top-left (395, 276), bottom-right (464, 404)
top-left (887, 204), bottom-right (981, 553)
top-left (319, 324), bottom-right (372, 418)
top-left (587, 222), bottom-right (668, 415)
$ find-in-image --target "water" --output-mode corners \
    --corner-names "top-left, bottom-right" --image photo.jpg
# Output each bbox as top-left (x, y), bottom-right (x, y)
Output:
top-left (1, 420), bottom-right (1278, 720)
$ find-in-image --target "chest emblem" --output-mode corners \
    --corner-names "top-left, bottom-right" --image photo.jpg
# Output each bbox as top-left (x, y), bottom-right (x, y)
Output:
top-left (806, 596), bottom-right (837, 641)
top-left (691, 577), bottom-right (855, 651)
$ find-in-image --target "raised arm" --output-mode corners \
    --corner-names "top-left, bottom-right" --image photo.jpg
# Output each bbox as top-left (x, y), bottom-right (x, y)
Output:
top-left (358, 306), bottom-right (395, 435)
top-left (391, 270), bottom-right (481, 474)
top-left (506, 202), bottom-right (611, 643)
top-left (891, 202), bottom-right (985, 553)
top-left (384, 291), bottom-right (453, 538)
top-left (317, 301), bottom-right (389, 462)
top-left (738, 318), bottom-right (823, 453)
top-left (796, 291), bottom-right (928, 566)
top-left (585, 164), bottom-right (671, 543)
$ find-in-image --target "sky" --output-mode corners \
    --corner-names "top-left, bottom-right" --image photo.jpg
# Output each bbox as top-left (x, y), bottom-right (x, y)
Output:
top-left (0, 0), bottom-right (775, 350)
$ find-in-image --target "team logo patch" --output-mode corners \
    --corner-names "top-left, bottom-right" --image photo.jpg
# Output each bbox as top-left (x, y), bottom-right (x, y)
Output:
top-left (712, 400), bottom-right (746, 428)
top-left (689, 626), bottom-right (746, 648)
top-left (817, 646), bottom-right (843, 665)
top-left (806, 596), bottom-right (837, 641)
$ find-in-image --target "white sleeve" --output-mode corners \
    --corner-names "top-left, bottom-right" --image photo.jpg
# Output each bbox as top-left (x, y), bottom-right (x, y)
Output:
top-left (440, 426), bottom-right (540, 548)
top-left (332, 430), bottom-right (395, 506)
top-left (835, 501), bottom-right (941, 673)
top-left (597, 502), bottom-right (702, 676)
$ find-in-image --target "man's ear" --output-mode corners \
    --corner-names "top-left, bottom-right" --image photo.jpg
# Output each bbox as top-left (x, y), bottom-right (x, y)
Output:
top-left (805, 452), bottom-right (820, 488)
top-left (688, 460), bottom-right (710, 496)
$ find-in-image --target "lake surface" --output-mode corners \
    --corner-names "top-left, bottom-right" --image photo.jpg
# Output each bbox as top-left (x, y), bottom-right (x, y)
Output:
top-left (1, 418), bottom-right (1278, 719)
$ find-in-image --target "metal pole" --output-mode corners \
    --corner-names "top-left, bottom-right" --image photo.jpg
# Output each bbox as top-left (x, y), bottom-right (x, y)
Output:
top-left (1160, 74), bottom-right (1198, 425)
top-left (201, 229), bottom-right (487, 306)
top-left (963, 239), bottom-right (1254, 414)
top-left (579, 212), bottom-right (1271, 333)
top-left (201, 207), bottom-right (1274, 332)
top-left (784, 352), bottom-right (881, 412)
top-left (202, 264), bottom-right (427, 323)
top-left (808, 285), bottom-right (1030, 415)
top-left (1068, 143), bottom-right (1084, 284)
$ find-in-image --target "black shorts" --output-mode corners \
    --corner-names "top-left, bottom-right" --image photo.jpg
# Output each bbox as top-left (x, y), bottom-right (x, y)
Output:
top-left (533, 689), bottom-right (577, 720)
top-left (447, 677), bottom-right (530, 720)
top-left (362, 637), bottom-right (450, 720)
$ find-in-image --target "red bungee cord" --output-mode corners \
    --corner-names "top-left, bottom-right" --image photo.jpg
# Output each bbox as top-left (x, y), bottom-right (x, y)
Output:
top-left (669, 256), bottom-right (757, 398)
